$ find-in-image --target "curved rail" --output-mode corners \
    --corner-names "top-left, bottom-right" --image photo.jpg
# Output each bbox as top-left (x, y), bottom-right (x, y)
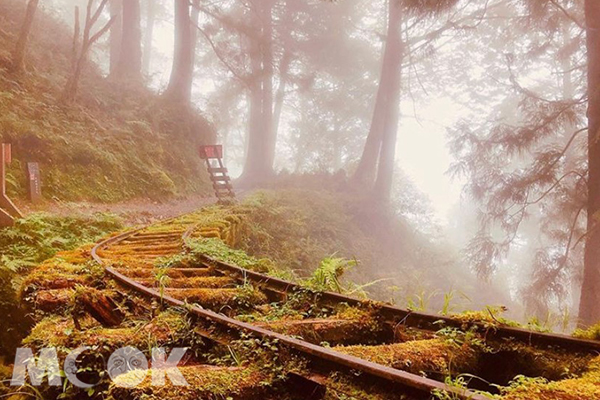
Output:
top-left (181, 223), bottom-right (600, 354)
top-left (91, 215), bottom-right (600, 399)
top-left (92, 222), bottom-right (490, 400)
top-left (194, 248), bottom-right (600, 353)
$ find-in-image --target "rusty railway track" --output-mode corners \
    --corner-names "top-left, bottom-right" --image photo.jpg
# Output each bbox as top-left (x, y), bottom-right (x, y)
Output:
top-left (90, 213), bottom-right (600, 400)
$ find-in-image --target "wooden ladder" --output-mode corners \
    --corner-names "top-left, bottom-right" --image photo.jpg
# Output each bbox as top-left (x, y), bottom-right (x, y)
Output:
top-left (198, 145), bottom-right (235, 203)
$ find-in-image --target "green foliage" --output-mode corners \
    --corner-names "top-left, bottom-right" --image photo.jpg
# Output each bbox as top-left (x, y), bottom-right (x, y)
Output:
top-left (237, 190), bottom-right (365, 276)
top-left (432, 375), bottom-right (497, 400)
top-left (407, 289), bottom-right (438, 312)
top-left (186, 237), bottom-right (274, 274)
top-left (155, 267), bottom-right (171, 307)
top-left (304, 256), bottom-right (356, 294)
top-left (0, 0), bottom-right (215, 202)
top-left (155, 253), bottom-right (189, 269)
top-left (0, 212), bottom-right (122, 359)
top-left (209, 333), bottom-right (302, 387)
top-left (573, 323), bottom-right (600, 341)
top-left (526, 315), bottom-right (554, 333)
top-left (235, 190), bottom-right (479, 309)
top-left (0, 212), bottom-right (122, 273)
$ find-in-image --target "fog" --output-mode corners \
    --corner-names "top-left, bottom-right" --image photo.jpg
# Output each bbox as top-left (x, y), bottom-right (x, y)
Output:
top-left (34, 0), bottom-right (593, 327)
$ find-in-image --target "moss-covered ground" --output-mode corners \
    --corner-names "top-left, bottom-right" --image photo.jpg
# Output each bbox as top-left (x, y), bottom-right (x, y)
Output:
top-left (0, 0), bottom-right (215, 202)
top-left (6, 197), bottom-right (600, 399)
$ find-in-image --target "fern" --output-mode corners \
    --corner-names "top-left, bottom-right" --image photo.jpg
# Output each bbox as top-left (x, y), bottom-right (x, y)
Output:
top-left (305, 256), bottom-right (357, 293)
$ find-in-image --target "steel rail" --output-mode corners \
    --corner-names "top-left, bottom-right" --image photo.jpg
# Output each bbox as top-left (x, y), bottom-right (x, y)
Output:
top-left (182, 224), bottom-right (600, 354)
top-left (92, 226), bottom-right (489, 400)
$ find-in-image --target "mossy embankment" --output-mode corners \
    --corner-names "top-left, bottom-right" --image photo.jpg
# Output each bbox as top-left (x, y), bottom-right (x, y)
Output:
top-left (0, 0), bottom-right (215, 202)
top-left (0, 212), bottom-right (122, 360)
top-left (228, 189), bottom-right (512, 312)
top-left (6, 198), bottom-right (600, 399)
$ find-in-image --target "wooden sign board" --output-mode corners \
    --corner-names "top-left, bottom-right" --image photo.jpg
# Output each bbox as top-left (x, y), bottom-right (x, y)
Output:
top-left (198, 145), bottom-right (223, 160)
top-left (27, 162), bottom-right (42, 203)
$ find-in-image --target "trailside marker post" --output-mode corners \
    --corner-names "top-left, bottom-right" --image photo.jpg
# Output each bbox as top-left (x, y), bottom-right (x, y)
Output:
top-left (0, 143), bottom-right (23, 227)
top-left (27, 162), bottom-right (42, 203)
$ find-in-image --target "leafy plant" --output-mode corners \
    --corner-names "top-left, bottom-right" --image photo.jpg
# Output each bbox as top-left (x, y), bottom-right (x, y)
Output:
top-left (407, 289), bottom-right (439, 312)
top-left (305, 256), bottom-right (357, 293)
top-left (155, 267), bottom-right (171, 308)
top-left (186, 238), bottom-right (272, 273)
top-left (0, 212), bottom-right (122, 359)
top-left (432, 375), bottom-right (498, 400)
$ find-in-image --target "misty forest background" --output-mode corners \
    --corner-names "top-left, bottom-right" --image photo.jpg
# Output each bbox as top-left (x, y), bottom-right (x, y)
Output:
top-left (1, 0), bottom-right (599, 331)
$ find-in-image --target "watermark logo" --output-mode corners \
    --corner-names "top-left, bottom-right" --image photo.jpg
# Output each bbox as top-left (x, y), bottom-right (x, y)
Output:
top-left (10, 347), bottom-right (188, 388)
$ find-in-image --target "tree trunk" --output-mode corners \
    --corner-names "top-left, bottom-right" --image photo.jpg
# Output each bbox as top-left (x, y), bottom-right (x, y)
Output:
top-left (114, 0), bottom-right (142, 82)
top-left (352, 0), bottom-right (395, 187)
top-left (373, 0), bottom-right (403, 203)
top-left (240, 0), bottom-right (276, 184)
top-left (191, 0), bottom-right (200, 65)
top-left (142, 0), bottom-right (156, 76)
top-left (242, 36), bottom-right (269, 182)
top-left (62, 0), bottom-right (115, 103)
top-left (10, 0), bottom-right (39, 73)
top-left (273, 0), bottom-right (292, 142)
top-left (261, 0), bottom-right (275, 172)
top-left (109, 0), bottom-right (122, 76)
top-left (579, 0), bottom-right (600, 327)
top-left (273, 51), bottom-right (290, 140)
top-left (164, 0), bottom-right (194, 104)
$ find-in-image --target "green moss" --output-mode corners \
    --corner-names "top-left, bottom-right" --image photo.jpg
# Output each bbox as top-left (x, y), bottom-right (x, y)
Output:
top-left (0, 0), bottom-right (215, 203)
top-left (573, 323), bottom-right (600, 341)
top-left (109, 366), bottom-right (267, 400)
top-left (1, 213), bottom-right (121, 359)
top-left (23, 310), bottom-right (193, 355)
top-left (187, 238), bottom-right (274, 274)
top-left (334, 338), bottom-right (479, 376)
top-left (167, 287), bottom-right (267, 309)
top-left (452, 307), bottom-right (521, 330)
top-left (500, 357), bottom-right (600, 399)
top-left (323, 371), bottom-right (411, 400)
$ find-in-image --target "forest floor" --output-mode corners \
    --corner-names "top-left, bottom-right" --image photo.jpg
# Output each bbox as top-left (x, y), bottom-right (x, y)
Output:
top-left (12, 195), bottom-right (219, 226)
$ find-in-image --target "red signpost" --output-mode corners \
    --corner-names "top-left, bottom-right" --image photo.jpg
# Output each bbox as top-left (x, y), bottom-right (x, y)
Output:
top-left (198, 145), bottom-right (223, 160)
top-left (3, 143), bottom-right (11, 164)
top-left (0, 143), bottom-right (23, 227)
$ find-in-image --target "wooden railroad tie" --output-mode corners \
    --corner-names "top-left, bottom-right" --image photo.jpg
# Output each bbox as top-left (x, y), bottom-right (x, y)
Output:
top-left (198, 145), bottom-right (235, 202)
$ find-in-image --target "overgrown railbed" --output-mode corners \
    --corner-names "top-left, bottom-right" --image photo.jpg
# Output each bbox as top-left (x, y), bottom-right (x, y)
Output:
top-left (6, 198), bottom-right (600, 400)
top-left (0, 212), bottom-right (122, 362)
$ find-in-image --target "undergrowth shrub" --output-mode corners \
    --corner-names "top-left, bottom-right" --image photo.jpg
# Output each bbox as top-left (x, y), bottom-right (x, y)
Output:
top-left (0, 0), bottom-right (215, 202)
top-left (0, 212), bottom-right (122, 359)
top-left (237, 190), bottom-right (371, 276)
top-left (235, 190), bottom-right (513, 312)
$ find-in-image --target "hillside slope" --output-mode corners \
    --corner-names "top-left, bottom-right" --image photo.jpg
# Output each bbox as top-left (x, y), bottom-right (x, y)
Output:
top-left (0, 0), bottom-right (215, 202)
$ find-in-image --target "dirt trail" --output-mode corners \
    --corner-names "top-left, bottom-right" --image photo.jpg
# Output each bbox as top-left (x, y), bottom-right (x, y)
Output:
top-left (14, 195), bottom-right (218, 226)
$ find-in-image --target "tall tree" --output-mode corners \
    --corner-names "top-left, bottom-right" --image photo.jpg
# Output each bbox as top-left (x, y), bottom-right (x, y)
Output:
top-left (62, 0), bottom-right (116, 102)
top-left (240, 0), bottom-right (276, 184)
top-left (372, 0), bottom-right (403, 202)
top-left (10, 0), bottom-right (40, 73)
top-left (272, 0), bottom-right (292, 144)
top-left (113, 0), bottom-right (142, 82)
top-left (353, 0), bottom-right (459, 202)
top-left (579, 0), bottom-right (600, 326)
top-left (164, 0), bottom-right (195, 104)
top-left (142, 0), bottom-right (156, 76)
top-left (108, 0), bottom-right (122, 75)
top-left (447, 1), bottom-right (587, 319)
